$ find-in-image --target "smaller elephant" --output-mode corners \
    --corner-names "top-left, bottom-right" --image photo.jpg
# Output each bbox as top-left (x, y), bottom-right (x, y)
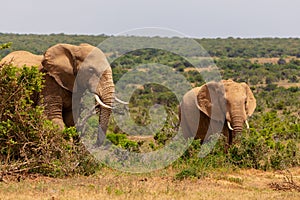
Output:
top-left (179, 79), bottom-right (256, 147)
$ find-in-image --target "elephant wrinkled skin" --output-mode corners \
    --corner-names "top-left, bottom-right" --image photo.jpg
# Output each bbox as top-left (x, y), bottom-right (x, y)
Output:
top-left (179, 79), bottom-right (256, 148)
top-left (1, 44), bottom-right (117, 144)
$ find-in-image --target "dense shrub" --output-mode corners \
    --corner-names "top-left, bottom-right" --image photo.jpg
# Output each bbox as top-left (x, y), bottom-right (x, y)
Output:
top-left (172, 111), bottom-right (300, 177)
top-left (106, 133), bottom-right (140, 152)
top-left (0, 62), bottom-right (101, 178)
top-left (238, 111), bottom-right (299, 170)
top-left (229, 127), bottom-right (299, 170)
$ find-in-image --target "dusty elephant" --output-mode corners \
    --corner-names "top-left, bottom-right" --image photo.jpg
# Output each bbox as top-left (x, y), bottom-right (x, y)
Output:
top-left (179, 79), bottom-right (256, 147)
top-left (2, 44), bottom-right (126, 144)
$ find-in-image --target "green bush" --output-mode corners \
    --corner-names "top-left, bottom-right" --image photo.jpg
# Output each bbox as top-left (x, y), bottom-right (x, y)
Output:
top-left (106, 133), bottom-right (140, 152)
top-left (0, 62), bottom-right (101, 178)
top-left (175, 166), bottom-right (208, 180)
top-left (171, 111), bottom-right (299, 179)
top-left (228, 112), bottom-right (300, 170)
top-left (0, 42), bottom-right (12, 51)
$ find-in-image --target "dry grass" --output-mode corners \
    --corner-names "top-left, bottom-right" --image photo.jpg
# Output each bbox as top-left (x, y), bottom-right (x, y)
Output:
top-left (1, 167), bottom-right (300, 200)
top-left (183, 67), bottom-right (216, 72)
top-left (249, 57), bottom-right (281, 64)
top-left (249, 56), bottom-right (300, 64)
top-left (269, 170), bottom-right (300, 192)
top-left (254, 80), bottom-right (300, 89)
top-left (275, 80), bottom-right (300, 88)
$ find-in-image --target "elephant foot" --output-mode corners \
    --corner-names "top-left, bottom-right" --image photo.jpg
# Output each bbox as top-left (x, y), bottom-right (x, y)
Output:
top-left (51, 118), bottom-right (65, 130)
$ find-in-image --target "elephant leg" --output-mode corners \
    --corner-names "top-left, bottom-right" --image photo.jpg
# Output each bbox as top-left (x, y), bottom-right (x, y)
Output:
top-left (222, 126), bottom-right (231, 153)
top-left (228, 129), bottom-right (233, 145)
top-left (180, 104), bottom-right (201, 140)
top-left (40, 75), bottom-right (65, 130)
top-left (63, 110), bottom-right (75, 127)
top-left (196, 112), bottom-right (212, 142)
top-left (198, 113), bottom-right (225, 145)
top-left (42, 95), bottom-right (64, 130)
top-left (51, 118), bottom-right (65, 130)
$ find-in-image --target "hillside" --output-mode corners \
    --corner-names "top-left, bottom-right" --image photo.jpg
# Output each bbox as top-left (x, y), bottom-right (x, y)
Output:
top-left (1, 33), bottom-right (300, 58)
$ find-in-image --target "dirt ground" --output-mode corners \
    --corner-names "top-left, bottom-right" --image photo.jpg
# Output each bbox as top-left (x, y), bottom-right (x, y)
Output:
top-left (1, 167), bottom-right (300, 200)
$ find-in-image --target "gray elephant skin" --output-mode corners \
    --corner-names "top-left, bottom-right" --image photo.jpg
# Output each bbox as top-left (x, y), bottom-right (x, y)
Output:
top-left (179, 79), bottom-right (256, 148)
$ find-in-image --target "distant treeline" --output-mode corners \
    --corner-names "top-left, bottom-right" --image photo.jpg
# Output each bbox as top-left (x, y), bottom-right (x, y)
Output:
top-left (0, 33), bottom-right (108, 57)
top-left (198, 37), bottom-right (300, 58)
top-left (0, 33), bottom-right (300, 58)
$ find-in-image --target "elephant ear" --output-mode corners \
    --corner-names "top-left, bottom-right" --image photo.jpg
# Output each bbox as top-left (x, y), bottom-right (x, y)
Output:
top-left (242, 83), bottom-right (256, 116)
top-left (42, 44), bottom-right (81, 92)
top-left (197, 82), bottom-right (226, 122)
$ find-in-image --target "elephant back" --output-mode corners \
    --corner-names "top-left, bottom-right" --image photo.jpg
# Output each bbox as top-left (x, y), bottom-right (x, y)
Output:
top-left (0, 51), bottom-right (43, 70)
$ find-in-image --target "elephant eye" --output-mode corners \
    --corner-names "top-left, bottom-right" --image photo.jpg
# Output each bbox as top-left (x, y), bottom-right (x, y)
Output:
top-left (88, 67), bottom-right (95, 74)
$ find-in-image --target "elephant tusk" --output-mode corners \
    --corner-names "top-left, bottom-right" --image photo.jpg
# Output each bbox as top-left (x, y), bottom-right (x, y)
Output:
top-left (227, 121), bottom-right (234, 131)
top-left (94, 95), bottom-right (113, 109)
top-left (245, 120), bottom-right (250, 129)
top-left (115, 96), bottom-right (129, 105)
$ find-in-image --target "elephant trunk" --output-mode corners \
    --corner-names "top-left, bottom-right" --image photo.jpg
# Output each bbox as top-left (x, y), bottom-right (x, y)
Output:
top-left (229, 116), bottom-right (244, 138)
top-left (226, 107), bottom-right (246, 145)
top-left (96, 69), bottom-right (115, 145)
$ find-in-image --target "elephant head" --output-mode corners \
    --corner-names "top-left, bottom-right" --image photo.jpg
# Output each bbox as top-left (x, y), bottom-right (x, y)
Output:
top-left (196, 79), bottom-right (256, 144)
top-left (180, 79), bottom-right (256, 146)
top-left (42, 43), bottom-right (116, 143)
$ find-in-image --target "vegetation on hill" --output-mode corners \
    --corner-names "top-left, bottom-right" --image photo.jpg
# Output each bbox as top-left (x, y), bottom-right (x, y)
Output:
top-left (198, 37), bottom-right (300, 58)
top-left (0, 33), bottom-right (108, 57)
top-left (1, 33), bottom-right (300, 58)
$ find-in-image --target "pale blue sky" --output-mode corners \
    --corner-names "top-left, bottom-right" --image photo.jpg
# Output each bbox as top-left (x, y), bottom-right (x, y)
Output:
top-left (1, 0), bottom-right (299, 38)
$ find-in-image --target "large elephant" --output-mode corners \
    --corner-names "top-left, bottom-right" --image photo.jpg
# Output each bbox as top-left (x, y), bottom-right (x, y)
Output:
top-left (1, 44), bottom-right (124, 144)
top-left (179, 79), bottom-right (256, 147)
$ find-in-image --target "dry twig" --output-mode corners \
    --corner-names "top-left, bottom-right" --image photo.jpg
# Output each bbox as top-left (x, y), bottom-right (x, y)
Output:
top-left (269, 170), bottom-right (300, 192)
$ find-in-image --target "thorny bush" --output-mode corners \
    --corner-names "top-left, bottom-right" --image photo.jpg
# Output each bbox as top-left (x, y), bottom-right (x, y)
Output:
top-left (0, 62), bottom-right (101, 179)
